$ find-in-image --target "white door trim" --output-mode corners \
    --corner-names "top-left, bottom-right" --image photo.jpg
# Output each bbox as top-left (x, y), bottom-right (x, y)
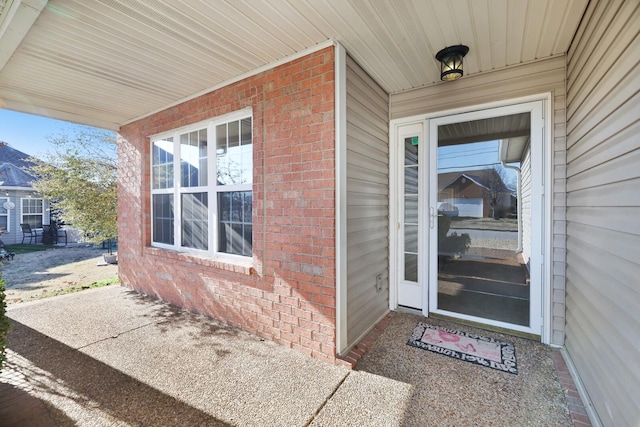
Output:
top-left (389, 93), bottom-right (553, 343)
top-left (334, 42), bottom-right (348, 354)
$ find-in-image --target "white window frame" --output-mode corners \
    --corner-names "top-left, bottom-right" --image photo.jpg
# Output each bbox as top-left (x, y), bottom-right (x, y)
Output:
top-left (20, 197), bottom-right (44, 229)
top-left (0, 197), bottom-right (10, 232)
top-left (150, 108), bottom-right (253, 261)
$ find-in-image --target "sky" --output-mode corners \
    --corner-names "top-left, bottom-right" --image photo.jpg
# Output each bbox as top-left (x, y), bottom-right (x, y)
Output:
top-left (438, 140), bottom-right (518, 188)
top-left (0, 109), bottom-right (82, 158)
top-left (438, 140), bottom-right (503, 172)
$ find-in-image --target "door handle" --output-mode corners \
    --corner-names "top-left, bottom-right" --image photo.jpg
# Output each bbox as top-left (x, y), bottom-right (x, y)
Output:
top-left (430, 207), bottom-right (436, 229)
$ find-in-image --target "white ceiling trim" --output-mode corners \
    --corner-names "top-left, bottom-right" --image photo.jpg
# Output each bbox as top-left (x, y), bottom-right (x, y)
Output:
top-left (0, 0), bottom-right (46, 70)
top-left (2, 98), bottom-right (122, 131)
top-left (121, 38), bottom-right (338, 128)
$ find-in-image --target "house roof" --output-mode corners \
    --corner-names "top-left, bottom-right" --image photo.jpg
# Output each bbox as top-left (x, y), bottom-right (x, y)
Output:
top-left (0, 0), bottom-right (589, 130)
top-left (438, 170), bottom-right (509, 193)
top-left (0, 143), bottom-right (37, 188)
top-left (499, 136), bottom-right (530, 163)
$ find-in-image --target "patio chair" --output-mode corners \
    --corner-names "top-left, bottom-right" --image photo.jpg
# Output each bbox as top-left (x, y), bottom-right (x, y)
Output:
top-left (0, 239), bottom-right (15, 261)
top-left (20, 223), bottom-right (41, 244)
top-left (54, 224), bottom-right (67, 245)
top-left (0, 240), bottom-right (16, 262)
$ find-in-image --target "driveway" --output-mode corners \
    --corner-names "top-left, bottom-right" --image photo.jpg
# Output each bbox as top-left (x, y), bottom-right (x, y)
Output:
top-left (450, 228), bottom-right (518, 241)
top-left (1, 245), bottom-right (118, 304)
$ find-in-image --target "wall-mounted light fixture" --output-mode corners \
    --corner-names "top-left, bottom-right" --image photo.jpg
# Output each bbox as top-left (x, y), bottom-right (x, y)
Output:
top-left (435, 45), bottom-right (469, 81)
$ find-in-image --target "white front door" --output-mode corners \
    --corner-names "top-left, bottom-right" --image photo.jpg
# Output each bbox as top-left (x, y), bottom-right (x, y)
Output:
top-left (393, 99), bottom-right (546, 337)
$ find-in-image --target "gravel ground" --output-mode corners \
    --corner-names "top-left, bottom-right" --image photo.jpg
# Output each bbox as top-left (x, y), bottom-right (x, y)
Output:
top-left (0, 245), bottom-right (118, 304)
top-left (470, 237), bottom-right (518, 251)
top-left (356, 312), bottom-right (573, 426)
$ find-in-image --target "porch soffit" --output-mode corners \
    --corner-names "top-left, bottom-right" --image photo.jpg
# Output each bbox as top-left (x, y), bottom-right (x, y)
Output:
top-left (0, 0), bottom-right (588, 130)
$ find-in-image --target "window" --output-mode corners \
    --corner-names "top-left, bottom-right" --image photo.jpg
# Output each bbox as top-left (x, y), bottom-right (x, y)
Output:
top-left (151, 110), bottom-right (253, 258)
top-left (21, 198), bottom-right (44, 228)
top-left (0, 197), bottom-right (9, 232)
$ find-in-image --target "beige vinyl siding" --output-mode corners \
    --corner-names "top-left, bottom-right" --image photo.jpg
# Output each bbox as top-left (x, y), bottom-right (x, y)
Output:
top-left (565, 0), bottom-right (639, 425)
top-left (345, 54), bottom-right (390, 348)
top-left (390, 56), bottom-right (567, 345)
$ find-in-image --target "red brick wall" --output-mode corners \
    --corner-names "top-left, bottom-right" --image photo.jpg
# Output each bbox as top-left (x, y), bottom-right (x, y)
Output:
top-left (117, 47), bottom-right (337, 363)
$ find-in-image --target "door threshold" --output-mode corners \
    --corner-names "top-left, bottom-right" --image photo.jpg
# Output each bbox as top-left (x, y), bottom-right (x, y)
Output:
top-left (429, 312), bottom-right (541, 342)
top-left (396, 305), bottom-right (423, 315)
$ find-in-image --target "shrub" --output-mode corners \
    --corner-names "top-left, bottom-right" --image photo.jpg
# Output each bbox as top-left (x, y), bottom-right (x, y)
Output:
top-left (438, 212), bottom-right (471, 255)
top-left (440, 232), bottom-right (471, 255)
top-left (438, 212), bottom-right (452, 242)
top-left (0, 275), bottom-right (10, 372)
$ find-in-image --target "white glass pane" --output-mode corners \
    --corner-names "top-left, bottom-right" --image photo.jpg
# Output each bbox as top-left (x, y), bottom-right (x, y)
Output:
top-left (436, 113), bottom-right (529, 327)
top-left (404, 137), bottom-right (418, 165)
top-left (217, 118), bottom-right (252, 186)
top-left (218, 191), bottom-right (252, 256)
top-left (181, 192), bottom-right (208, 250)
top-left (152, 138), bottom-right (174, 189)
top-left (179, 128), bottom-right (208, 187)
top-left (404, 254), bottom-right (418, 282)
top-left (152, 194), bottom-right (174, 245)
top-left (241, 118), bottom-right (251, 145)
top-left (405, 166), bottom-right (418, 194)
top-left (228, 121), bottom-right (239, 148)
top-left (405, 196), bottom-right (418, 224)
top-left (405, 225), bottom-right (418, 253)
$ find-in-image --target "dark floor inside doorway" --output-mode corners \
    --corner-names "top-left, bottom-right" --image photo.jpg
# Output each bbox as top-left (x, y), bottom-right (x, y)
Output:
top-left (437, 248), bottom-right (530, 326)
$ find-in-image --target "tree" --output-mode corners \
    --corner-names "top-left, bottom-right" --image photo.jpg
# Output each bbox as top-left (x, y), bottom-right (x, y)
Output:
top-left (28, 126), bottom-right (118, 252)
top-left (480, 167), bottom-right (512, 219)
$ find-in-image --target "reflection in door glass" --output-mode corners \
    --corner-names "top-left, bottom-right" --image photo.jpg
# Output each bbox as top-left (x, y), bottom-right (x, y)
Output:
top-left (404, 137), bottom-right (419, 282)
top-left (436, 113), bottom-right (531, 326)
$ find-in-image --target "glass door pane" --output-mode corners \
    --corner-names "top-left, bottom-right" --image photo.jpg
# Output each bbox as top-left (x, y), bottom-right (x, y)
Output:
top-left (435, 113), bottom-right (531, 326)
top-left (397, 122), bottom-right (424, 311)
top-left (404, 136), bottom-right (419, 283)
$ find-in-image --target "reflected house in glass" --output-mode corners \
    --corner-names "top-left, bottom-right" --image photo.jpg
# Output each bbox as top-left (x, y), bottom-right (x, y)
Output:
top-left (438, 170), bottom-right (513, 219)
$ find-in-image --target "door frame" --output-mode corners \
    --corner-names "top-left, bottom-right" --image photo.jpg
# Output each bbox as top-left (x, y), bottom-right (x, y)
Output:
top-left (389, 93), bottom-right (553, 343)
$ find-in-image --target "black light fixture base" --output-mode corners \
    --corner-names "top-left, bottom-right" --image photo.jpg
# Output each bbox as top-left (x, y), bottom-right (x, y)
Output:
top-left (435, 45), bottom-right (469, 62)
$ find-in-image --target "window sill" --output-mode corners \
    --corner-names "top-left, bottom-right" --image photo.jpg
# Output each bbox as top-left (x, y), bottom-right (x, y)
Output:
top-left (144, 246), bottom-right (255, 276)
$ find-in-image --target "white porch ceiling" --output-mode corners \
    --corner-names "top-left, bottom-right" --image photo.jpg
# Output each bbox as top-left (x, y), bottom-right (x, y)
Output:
top-left (0, 0), bottom-right (588, 130)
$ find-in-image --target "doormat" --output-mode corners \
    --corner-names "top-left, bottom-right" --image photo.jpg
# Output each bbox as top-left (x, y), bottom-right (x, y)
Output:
top-left (407, 323), bottom-right (517, 374)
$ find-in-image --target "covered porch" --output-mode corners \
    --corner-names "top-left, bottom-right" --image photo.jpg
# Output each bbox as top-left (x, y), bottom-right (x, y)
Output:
top-left (2, 285), bottom-right (585, 426)
top-left (1, 1), bottom-right (637, 426)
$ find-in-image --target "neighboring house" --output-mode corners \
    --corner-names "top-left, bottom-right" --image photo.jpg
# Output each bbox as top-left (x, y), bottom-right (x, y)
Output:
top-left (438, 170), bottom-right (512, 218)
top-left (0, 143), bottom-right (49, 244)
top-left (0, 1), bottom-right (637, 425)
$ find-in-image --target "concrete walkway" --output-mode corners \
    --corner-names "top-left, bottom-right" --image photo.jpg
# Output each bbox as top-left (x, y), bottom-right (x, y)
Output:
top-left (1, 286), bottom-right (580, 426)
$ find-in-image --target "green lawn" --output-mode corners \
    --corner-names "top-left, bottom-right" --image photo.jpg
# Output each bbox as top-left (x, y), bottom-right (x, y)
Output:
top-left (37, 276), bottom-right (120, 299)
